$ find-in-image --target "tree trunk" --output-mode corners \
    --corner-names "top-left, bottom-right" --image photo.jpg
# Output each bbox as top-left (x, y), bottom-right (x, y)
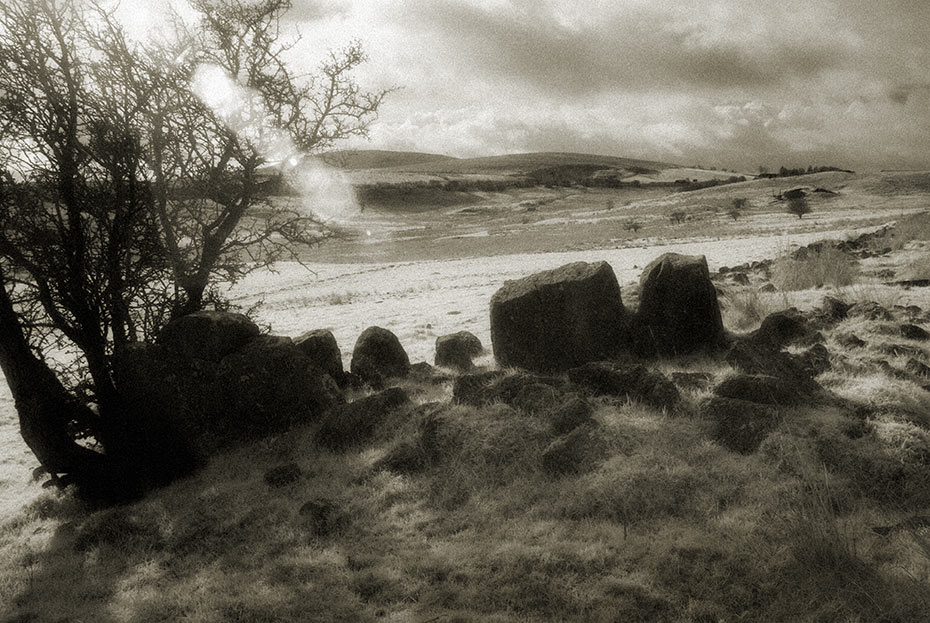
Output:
top-left (0, 277), bottom-right (106, 480)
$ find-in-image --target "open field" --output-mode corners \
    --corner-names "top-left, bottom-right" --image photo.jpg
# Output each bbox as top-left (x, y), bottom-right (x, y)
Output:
top-left (2, 169), bottom-right (930, 621)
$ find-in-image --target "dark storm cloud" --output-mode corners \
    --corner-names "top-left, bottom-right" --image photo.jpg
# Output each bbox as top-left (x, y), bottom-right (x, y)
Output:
top-left (405, 1), bottom-right (850, 96)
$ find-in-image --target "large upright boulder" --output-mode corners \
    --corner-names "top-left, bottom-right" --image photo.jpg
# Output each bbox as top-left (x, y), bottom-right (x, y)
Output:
top-left (295, 329), bottom-right (345, 386)
top-left (156, 310), bottom-right (260, 362)
top-left (351, 326), bottom-right (410, 385)
top-left (635, 253), bottom-right (726, 356)
top-left (490, 261), bottom-right (628, 372)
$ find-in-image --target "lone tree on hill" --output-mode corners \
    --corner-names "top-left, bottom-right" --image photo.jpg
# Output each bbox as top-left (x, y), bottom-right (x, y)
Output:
top-left (0, 0), bottom-right (389, 497)
top-left (786, 196), bottom-right (812, 219)
top-left (728, 197), bottom-right (747, 220)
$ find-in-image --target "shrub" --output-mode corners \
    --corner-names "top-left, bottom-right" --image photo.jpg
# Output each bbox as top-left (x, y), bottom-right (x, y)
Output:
top-left (770, 247), bottom-right (859, 291)
top-left (786, 196), bottom-right (811, 219)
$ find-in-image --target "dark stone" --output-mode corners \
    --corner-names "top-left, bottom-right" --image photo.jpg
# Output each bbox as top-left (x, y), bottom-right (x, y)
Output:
top-left (729, 272), bottom-right (750, 285)
top-left (635, 253), bottom-right (727, 356)
top-left (713, 374), bottom-right (803, 406)
top-left (724, 340), bottom-right (821, 395)
top-left (490, 261), bottom-right (628, 372)
top-left (759, 283), bottom-right (778, 293)
top-left (299, 498), bottom-right (347, 536)
top-left (848, 301), bottom-right (893, 322)
top-left (905, 358), bottom-right (930, 379)
top-left (798, 343), bottom-right (832, 377)
top-left (548, 394), bottom-right (595, 435)
top-left (452, 370), bottom-right (507, 405)
top-left (216, 336), bottom-right (343, 444)
top-left (435, 331), bottom-right (484, 370)
top-left (317, 387), bottom-right (411, 451)
top-left (567, 361), bottom-right (680, 411)
top-left (157, 310), bottom-right (259, 362)
top-left (749, 308), bottom-right (816, 350)
top-left (351, 326), bottom-right (410, 384)
top-left (819, 296), bottom-right (851, 321)
top-left (541, 423), bottom-right (606, 476)
top-left (901, 324), bottom-right (930, 341)
top-left (701, 396), bottom-right (782, 454)
top-left (373, 440), bottom-right (429, 474)
top-left (836, 333), bottom-right (866, 349)
top-left (264, 463), bottom-right (302, 487)
top-left (295, 329), bottom-right (344, 386)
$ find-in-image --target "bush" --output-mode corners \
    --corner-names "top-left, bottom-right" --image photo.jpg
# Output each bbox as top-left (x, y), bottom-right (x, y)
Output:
top-left (770, 247), bottom-right (859, 290)
top-left (786, 196), bottom-right (811, 219)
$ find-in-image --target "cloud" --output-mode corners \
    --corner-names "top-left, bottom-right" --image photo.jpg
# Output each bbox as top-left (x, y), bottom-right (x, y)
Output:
top-left (290, 0), bottom-right (930, 170)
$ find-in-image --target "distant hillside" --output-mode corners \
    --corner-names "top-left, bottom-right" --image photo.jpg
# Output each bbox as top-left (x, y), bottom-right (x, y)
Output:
top-left (376, 151), bottom-right (678, 176)
top-left (319, 150), bottom-right (458, 170)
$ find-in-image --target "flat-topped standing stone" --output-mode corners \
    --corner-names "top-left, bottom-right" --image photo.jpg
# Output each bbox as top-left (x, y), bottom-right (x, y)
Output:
top-left (635, 253), bottom-right (727, 356)
top-left (490, 261), bottom-right (628, 372)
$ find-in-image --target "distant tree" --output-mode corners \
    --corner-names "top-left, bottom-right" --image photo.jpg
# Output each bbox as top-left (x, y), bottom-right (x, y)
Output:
top-left (786, 196), bottom-right (812, 219)
top-left (728, 197), bottom-right (748, 220)
top-left (669, 211), bottom-right (687, 224)
top-left (605, 199), bottom-right (615, 210)
top-left (624, 219), bottom-right (642, 233)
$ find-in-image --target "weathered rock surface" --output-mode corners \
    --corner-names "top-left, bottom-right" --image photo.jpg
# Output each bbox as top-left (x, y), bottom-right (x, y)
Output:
top-left (567, 361), bottom-right (680, 411)
top-left (541, 423), bottom-right (606, 476)
top-left (749, 309), bottom-right (819, 350)
top-left (317, 387), bottom-right (411, 451)
top-left (713, 374), bottom-right (803, 406)
top-left (634, 253), bottom-right (727, 356)
top-left (901, 324), bottom-right (930, 341)
top-left (351, 326), bottom-right (410, 385)
top-left (156, 310), bottom-right (260, 362)
top-left (724, 340), bottom-right (822, 396)
top-left (490, 261), bottom-right (628, 372)
top-left (116, 329), bottom-right (343, 460)
top-left (701, 396), bottom-right (782, 454)
top-left (435, 331), bottom-right (484, 370)
top-left (295, 329), bottom-right (345, 386)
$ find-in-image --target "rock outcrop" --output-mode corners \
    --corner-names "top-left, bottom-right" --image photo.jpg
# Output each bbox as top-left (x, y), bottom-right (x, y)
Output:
top-left (351, 326), bottom-right (411, 386)
top-left (634, 253), bottom-right (727, 356)
top-left (490, 261), bottom-right (628, 371)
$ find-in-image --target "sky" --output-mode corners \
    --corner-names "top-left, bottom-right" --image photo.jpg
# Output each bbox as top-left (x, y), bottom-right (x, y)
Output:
top-left (120, 0), bottom-right (930, 172)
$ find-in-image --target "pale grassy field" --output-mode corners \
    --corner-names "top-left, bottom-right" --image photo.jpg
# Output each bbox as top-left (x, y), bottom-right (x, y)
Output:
top-left (1, 172), bottom-right (930, 622)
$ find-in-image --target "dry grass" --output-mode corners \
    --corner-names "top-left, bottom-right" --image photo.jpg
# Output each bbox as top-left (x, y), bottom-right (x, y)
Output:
top-left (771, 246), bottom-right (861, 291)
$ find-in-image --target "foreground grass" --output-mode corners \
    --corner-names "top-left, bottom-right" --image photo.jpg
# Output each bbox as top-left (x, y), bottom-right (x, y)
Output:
top-left (3, 329), bottom-right (930, 622)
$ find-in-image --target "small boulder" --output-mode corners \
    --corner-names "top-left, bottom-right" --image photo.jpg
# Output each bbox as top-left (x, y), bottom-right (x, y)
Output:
top-left (567, 361), bottom-right (680, 411)
top-left (848, 301), bottom-right (893, 322)
top-left (635, 253), bottom-right (727, 356)
top-left (901, 324), bottom-right (930, 341)
top-left (724, 340), bottom-right (821, 396)
top-left (541, 423), bottom-right (606, 476)
top-left (548, 394), bottom-right (595, 435)
top-left (906, 358), bottom-right (930, 379)
top-left (836, 333), bottom-right (866, 349)
top-left (713, 374), bottom-right (802, 406)
top-left (351, 326), bottom-right (410, 385)
top-left (701, 396), bottom-right (782, 454)
top-left (798, 343), bottom-right (832, 377)
top-left (317, 387), bottom-right (411, 451)
top-left (157, 310), bottom-right (259, 362)
top-left (819, 296), bottom-right (851, 322)
top-left (490, 261), bottom-right (628, 371)
top-left (435, 331), bottom-right (484, 370)
top-left (749, 308), bottom-right (816, 350)
top-left (295, 329), bottom-right (344, 386)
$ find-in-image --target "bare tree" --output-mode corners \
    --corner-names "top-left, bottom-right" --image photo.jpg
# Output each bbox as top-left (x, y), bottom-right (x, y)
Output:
top-left (728, 197), bottom-right (747, 220)
top-left (0, 0), bottom-right (389, 495)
